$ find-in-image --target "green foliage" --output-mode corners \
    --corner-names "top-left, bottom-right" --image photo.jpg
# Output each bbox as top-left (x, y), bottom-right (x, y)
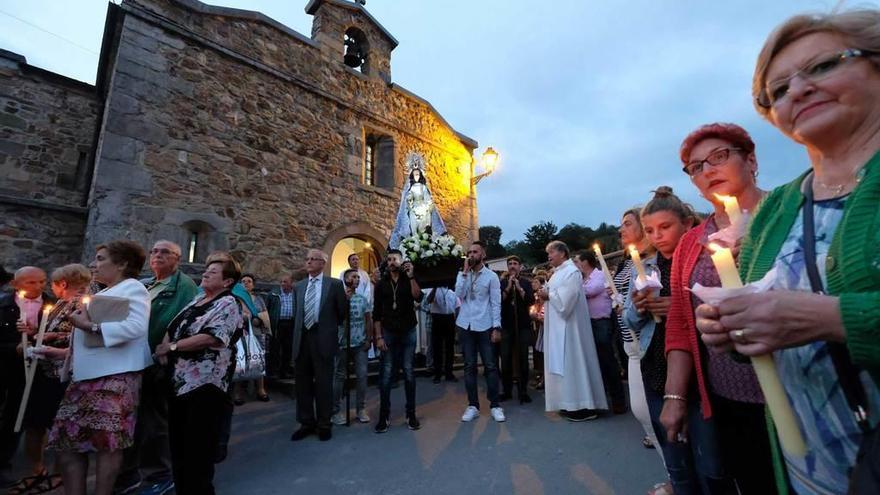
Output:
top-left (505, 220), bottom-right (622, 268)
top-left (478, 225), bottom-right (506, 259)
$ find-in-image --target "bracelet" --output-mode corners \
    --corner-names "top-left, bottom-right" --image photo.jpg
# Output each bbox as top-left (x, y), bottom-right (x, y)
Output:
top-left (663, 394), bottom-right (687, 402)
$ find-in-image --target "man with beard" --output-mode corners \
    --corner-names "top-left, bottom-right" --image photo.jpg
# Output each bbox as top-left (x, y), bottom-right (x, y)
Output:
top-left (499, 256), bottom-right (535, 404)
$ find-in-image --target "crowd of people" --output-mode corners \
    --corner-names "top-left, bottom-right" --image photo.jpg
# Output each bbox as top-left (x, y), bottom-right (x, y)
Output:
top-left (2, 6), bottom-right (880, 495)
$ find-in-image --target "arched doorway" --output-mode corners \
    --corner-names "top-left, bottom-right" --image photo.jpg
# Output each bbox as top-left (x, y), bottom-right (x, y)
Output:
top-left (323, 222), bottom-right (387, 278)
top-left (330, 237), bottom-right (380, 278)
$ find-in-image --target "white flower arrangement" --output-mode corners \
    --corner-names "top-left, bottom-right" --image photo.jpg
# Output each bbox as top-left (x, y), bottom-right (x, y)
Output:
top-left (399, 228), bottom-right (464, 267)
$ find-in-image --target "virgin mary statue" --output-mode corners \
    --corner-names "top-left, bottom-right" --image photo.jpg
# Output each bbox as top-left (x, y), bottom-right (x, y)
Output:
top-left (389, 152), bottom-right (447, 249)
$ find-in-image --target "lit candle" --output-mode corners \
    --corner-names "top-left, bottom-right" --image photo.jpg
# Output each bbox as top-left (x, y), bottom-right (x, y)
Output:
top-left (17, 291), bottom-right (27, 374)
top-left (593, 243), bottom-right (620, 300)
top-left (14, 304), bottom-right (53, 433)
top-left (714, 194), bottom-right (743, 227)
top-left (629, 245), bottom-right (661, 323)
top-left (707, 243), bottom-right (807, 457)
top-left (82, 296), bottom-right (91, 312)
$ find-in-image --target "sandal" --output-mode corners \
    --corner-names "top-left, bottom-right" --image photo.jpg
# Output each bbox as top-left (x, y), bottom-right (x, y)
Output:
top-left (26, 474), bottom-right (62, 494)
top-left (6, 469), bottom-right (56, 495)
top-left (642, 435), bottom-right (655, 449)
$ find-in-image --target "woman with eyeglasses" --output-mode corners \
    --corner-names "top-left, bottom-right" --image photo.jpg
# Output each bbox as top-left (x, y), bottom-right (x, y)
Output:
top-left (661, 123), bottom-right (775, 493)
top-left (697, 10), bottom-right (880, 494)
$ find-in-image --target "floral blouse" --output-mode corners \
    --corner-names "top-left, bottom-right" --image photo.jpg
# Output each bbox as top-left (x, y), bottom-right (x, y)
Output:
top-left (167, 291), bottom-right (243, 396)
top-left (39, 299), bottom-right (77, 379)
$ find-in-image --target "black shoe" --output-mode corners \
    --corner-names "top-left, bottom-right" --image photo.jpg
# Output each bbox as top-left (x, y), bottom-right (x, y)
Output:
top-left (520, 394), bottom-right (532, 404)
top-left (445, 374), bottom-right (458, 383)
top-left (233, 398), bottom-right (245, 406)
top-left (318, 428), bottom-right (332, 441)
top-left (498, 393), bottom-right (511, 402)
top-left (290, 426), bottom-right (316, 441)
top-left (433, 375), bottom-right (442, 384)
top-left (407, 415), bottom-right (421, 431)
top-left (375, 417), bottom-right (389, 434)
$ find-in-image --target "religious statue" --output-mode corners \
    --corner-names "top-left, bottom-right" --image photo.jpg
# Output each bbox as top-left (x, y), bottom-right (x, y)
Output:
top-left (389, 152), bottom-right (447, 249)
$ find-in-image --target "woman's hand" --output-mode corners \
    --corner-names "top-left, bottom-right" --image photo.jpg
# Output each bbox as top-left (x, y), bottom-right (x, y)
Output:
top-left (697, 291), bottom-right (843, 356)
top-left (67, 309), bottom-right (93, 331)
top-left (33, 346), bottom-right (68, 360)
top-left (660, 399), bottom-right (689, 443)
top-left (16, 320), bottom-right (34, 336)
top-left (536, 288), bottom-right (549, 301)
top-left (645, 295), bottom-right (672, 318)
top-left (631, 289), bottom-right (649, 314)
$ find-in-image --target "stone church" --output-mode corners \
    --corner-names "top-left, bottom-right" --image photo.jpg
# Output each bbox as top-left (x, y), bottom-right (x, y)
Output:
top-left (0, 0), bottom-right (480, 279)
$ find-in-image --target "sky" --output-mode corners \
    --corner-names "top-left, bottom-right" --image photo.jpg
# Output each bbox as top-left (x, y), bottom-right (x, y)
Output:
top-left (0, 0), bottom-right (870, 243)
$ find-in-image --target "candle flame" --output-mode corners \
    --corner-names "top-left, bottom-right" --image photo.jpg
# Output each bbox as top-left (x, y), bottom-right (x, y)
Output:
top-left (43, 305), bottom-right (53, 313)
top-left (628, 244), bottom-right (636, 252)
top-left (593, 243), bottom-right (600, 251)
top-left (714, 193), bottom-right (735, 204)
top-left (707, 242), bottom-right (725, 253)
top-left (18, 290), bottom-right (25, 298)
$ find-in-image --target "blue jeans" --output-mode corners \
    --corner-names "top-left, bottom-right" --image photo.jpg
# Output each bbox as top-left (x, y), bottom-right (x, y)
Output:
top-left (459, 327), bottom-right (500, 409)
top-left (333, 345), bottom-right (369, 413)
top-left (644, 386), bottom-right (736, 495)
top-left (379, 327), bottom-right (417, 419)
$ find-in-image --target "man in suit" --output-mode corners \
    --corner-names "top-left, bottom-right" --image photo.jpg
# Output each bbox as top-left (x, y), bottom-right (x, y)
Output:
top-left (290, 249), bottom-right (347, 442)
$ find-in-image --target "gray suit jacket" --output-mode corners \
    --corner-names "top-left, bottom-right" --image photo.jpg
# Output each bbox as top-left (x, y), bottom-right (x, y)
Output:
top-left (291, 275), bottom-right (348, 361)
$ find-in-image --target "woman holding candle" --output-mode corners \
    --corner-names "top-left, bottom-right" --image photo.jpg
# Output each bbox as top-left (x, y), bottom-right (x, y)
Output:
top-left (660, 123), bottom-right (777, 493)
top-left (8, 264), bottom-right (92, 495)
top-left (48, 241), bottom-right (152, 495)
top-left (575, 250), bottom-right (627, 413)
top-left (696, 9), bottom-right (880, 494)
top-left (624, 187), bottom-right (725, 494)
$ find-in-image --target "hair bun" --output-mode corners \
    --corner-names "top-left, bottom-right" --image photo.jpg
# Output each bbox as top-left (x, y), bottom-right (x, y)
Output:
top-left (653, 186), bottom-right (674, 197)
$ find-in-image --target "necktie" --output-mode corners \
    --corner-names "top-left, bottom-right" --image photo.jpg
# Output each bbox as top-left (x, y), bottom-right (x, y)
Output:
top-left (304, 278), bottom-right (318, 329)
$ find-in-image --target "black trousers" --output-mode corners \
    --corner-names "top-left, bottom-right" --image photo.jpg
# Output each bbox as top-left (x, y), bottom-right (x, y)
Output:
top-left (168, 385), bottom-right (227, 495)
top-left (117, 365), bottom-right (173, 487)
top-left (713, 394), bottom-right (778, 493)
top-left (270, 319), bottom-right (294, 375)
top-left (501, 324), bottom-right (531, 397)
top-left (0, 349), bottom-right (24, 465)
top-left (294, 329), bottom-right (333, 430)
top-left (430, 313), bottom-right (455, 377)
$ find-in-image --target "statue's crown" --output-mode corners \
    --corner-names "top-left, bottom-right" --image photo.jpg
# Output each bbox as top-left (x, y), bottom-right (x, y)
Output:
top-left (404, 151), bottom-right (426, 176)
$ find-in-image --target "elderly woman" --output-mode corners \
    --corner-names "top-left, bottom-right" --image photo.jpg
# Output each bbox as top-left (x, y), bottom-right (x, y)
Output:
top-left (660, 123), bottom-right (776, 493)
top-left (9, 264), bottom-right (91, 495)
top-left (697, 10), bottom-right (880, 494)
top-left (48, 241), bottom-right (152, 495)
top-left (154, 258), bottom-right (243, 495)
top-left (233, 273), bottom-right (270, 404)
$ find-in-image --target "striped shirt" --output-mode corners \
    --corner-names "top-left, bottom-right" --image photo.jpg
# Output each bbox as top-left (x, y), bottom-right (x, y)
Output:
top-left (613, 258), bottom-right (635, 343)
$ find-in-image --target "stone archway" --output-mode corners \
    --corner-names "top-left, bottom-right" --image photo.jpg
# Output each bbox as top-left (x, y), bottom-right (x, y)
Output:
top-left (322, 222), bottom-right (387, 277)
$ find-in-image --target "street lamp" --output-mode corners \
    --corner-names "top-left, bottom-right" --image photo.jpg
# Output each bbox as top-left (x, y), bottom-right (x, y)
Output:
top-left (472, 147), bottom-right (499, 185)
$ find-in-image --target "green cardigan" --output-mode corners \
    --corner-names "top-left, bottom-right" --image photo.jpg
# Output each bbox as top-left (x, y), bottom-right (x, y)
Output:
top-left (143, 270), bottom-right (199, 352)
top-left (739, 151), bottom-right (880, 384)
top-left (738, 150), bottom-right (880, 494)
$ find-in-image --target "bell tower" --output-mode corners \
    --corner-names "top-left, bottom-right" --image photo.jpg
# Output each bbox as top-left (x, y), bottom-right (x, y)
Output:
top-left (306, 0), bottom-right (398, 83)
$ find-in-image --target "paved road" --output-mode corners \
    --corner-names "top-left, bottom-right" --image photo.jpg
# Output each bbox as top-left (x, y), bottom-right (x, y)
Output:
top-left (217, 376), bottom-right (667, 495)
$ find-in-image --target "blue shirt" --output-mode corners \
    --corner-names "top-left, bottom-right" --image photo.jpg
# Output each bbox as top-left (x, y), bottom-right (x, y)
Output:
top-left (279, 289), bottom-right (294, 319)
top-left (454, 266), bottom-right (501, 331)
top-left (772, 195), bottom-right (880, 495)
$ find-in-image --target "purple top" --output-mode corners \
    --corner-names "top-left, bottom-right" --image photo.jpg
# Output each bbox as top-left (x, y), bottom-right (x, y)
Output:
top-left (582, 268), bottom-right (612, 319)
top-left (691, 217), bottom-right (764, 404)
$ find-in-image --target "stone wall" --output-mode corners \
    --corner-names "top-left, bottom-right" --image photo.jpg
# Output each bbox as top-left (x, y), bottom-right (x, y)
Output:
top-left (0, 50), bottom-right (100, 270)
top-left (84, 0), bottom-right (477, 280)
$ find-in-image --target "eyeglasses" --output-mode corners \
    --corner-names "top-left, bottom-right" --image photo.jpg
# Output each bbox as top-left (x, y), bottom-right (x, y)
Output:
top-left (757, 48), bottom-right (874, 108)
top-left (306, 257), bottom-right (325, 262)
top-left (150, 248), bottom-right (179, 257)
top-left (682, 147), bottom-right (741, 177)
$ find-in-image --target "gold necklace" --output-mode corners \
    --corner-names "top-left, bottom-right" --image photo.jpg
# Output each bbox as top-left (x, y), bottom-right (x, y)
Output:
top-left (815, 165), bottom-right (868, 196)
top-left (389, 277), bottom-right (399, 310)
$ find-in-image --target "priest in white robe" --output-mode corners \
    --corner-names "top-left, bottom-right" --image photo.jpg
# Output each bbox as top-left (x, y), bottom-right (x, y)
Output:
top-left (537, 240), bottom-right (607, 421)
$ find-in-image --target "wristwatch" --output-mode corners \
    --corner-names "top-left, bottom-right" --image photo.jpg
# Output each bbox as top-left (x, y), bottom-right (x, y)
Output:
top-left (90, 322), bottom-right (100, 334)
top-left (169, 342), bottom-right (178, 353)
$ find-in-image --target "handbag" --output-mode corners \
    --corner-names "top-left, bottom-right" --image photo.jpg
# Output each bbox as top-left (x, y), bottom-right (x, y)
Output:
top-left (802, 175), bottom-right (879, 494)
top-left (233, 320), bottom-right (265, 382)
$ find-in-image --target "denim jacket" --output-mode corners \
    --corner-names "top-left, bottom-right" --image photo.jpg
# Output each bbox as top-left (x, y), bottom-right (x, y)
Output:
top-left (622, 254), bottom-right (659, 359)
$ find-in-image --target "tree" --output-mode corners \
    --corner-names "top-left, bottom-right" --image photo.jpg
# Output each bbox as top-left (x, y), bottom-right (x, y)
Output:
top-left (523, 221), bottom-right (558, 265)
top-left (479, 225), bottom-right (506, 259)
top-left (557, 223), bottom-right (595, 252)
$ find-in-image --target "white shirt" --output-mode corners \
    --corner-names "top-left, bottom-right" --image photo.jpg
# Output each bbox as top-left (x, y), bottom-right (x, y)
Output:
top-left (425, 287), bottom-right (458, 315)
top-left (454, 266), bottom-right (501, 332)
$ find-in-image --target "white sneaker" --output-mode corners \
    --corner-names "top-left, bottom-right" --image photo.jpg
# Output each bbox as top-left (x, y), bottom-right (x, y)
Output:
top-left (490, 407), bottom-right (506, 422)
top-left (461, 406), bottom-right (480, 422)
top-left (356, 409), bottom-right (370, 423)
top-left (331, 412), bottom-right (346, 425)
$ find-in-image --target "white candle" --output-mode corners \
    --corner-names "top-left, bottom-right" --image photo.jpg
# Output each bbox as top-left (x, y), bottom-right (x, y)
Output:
top-left (593, 243), bottom-right (620, 299)
top-left (17, 291), bottom-right (27, 373)
top-left (15, 304), bottom-right (53, 433)
top-left (714, 194), bottom-right (743, 226)
top-left (707, 243), bottom-right (807, 457)
top-left (629, 245), bottom-right (661, 323)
